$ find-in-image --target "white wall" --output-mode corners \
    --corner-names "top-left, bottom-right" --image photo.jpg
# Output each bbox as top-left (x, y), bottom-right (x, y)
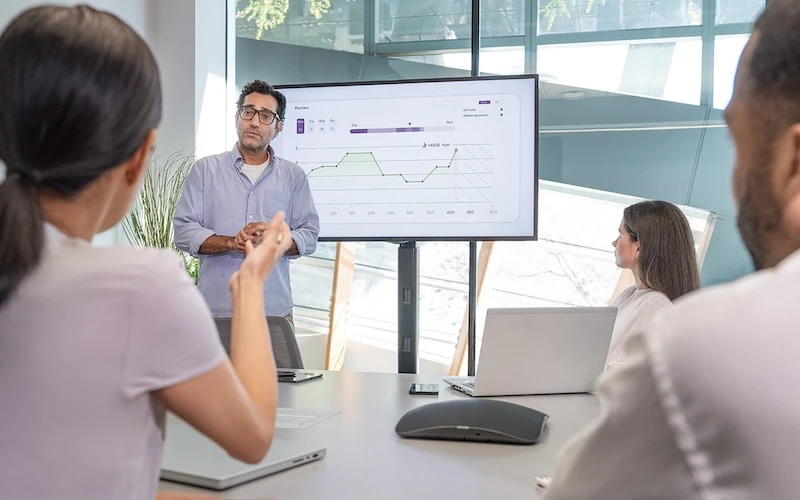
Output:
top-left (194, 0), bottom-right (230, 159)
top-left (146, 0), bottom-right (197, 159)
top-left (146, 0), bottom-right (229, 159)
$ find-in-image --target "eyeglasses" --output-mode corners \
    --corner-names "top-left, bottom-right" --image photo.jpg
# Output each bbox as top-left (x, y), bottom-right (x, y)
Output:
top-left (238, 106), bottom-right (279, 125)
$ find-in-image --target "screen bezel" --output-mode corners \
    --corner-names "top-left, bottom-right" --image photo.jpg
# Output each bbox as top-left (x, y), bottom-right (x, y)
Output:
top-left (274, 74), bottom-right (539, 242)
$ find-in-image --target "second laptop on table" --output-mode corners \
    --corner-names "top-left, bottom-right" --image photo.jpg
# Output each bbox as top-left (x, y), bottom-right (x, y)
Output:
top-left (444, 306), bottom-right (617, 397)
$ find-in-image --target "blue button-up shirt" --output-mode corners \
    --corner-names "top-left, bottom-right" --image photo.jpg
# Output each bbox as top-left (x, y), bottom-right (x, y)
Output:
top-left (173, 144), bottom-right (319, 317)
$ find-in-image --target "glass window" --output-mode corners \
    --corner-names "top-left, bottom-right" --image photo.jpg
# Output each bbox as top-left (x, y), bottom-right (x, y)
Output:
top-left (480, 46), bottom-right (525, 75)
top-left (236, 0), bottom-right (365, 53)
top-left (488, 181), bottom-right (713, 310)
top-left (467, 181), bottom-right (716, 372)
top-left (378, 0), bottom-right (471, 42)
top-left (713, 34), bottom-right (750, 109)
top-left (318, 241), bottom-right (470, 371)
top-left (716, 0), bottom-right (765, 24)
top-left (391, 51), bottom-right (473, 71)
top-left (289, 180), bottom-right (715, 374)
top-left (392, 47), bottom-right (524, 76)
top-left (538, 0), bottom-right (702, 35)
top-left (481, 0), bottom-right (525, 37)
top-left (537, 37), bottom-right (702, 105)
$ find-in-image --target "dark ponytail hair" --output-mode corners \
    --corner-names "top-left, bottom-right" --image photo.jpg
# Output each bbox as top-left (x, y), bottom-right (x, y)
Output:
top-left (622, 200), bottom-right (701, 301)
top-left (0, 5), bottom-right (162, 307)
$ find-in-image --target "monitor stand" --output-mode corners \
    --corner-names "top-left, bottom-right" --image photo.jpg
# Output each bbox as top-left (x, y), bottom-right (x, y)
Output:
top-left (396, 241), bottom-right (478, 375)
top-left (397, 241), bottom-right (419, 374)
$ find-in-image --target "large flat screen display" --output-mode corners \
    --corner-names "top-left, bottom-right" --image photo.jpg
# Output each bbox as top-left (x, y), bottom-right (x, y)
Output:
top-left (272, 75), bottom-right (538, 241)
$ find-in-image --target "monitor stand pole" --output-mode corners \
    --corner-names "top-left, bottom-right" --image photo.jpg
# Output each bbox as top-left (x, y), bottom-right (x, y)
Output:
top-left (467, 241), bottom-right (478, 376)
top-left (397, 241), bottom-right (420, 374)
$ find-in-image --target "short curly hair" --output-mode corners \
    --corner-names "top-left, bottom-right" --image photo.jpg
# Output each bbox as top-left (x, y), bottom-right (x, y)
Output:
top-left (236, 80), bottom-right (286, 121)
top-left (748, 0), bottom-right (800, 140)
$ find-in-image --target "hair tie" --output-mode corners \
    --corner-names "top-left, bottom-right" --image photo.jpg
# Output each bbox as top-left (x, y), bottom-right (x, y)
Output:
top-left (9, 166), bottom-right (43, 186)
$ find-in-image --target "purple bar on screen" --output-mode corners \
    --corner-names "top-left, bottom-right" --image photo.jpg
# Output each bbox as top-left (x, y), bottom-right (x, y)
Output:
top-left (479, 100), bottom-right (491, 104)
top-left (349, 127), bottom-right (426, 133)
top-left (296, 118), bottom-right (305, 134)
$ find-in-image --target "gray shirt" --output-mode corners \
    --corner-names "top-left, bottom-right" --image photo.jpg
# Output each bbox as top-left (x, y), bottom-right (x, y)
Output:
top-left (0, 224), bottom-right (224, 500)
top-left (544, 249), bottom-right (800, 499)
top-left (173, 144), bottom-right (320, 318)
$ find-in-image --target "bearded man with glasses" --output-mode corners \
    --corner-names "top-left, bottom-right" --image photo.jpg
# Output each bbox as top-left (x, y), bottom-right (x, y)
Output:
top-left (174, 80), bottom-right (319, 366)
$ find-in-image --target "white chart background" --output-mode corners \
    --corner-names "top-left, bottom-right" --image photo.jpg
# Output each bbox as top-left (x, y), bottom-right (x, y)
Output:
top-left (273, 78), bottom-right (537, 240)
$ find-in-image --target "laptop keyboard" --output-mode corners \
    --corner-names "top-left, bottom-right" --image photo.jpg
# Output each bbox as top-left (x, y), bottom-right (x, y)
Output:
top-left (463, 381), bottom-right (475, 388)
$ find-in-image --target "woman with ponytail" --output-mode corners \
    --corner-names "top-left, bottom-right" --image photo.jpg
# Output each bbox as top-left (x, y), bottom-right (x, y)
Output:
top-left (0, 6), bottom-right (286, 500)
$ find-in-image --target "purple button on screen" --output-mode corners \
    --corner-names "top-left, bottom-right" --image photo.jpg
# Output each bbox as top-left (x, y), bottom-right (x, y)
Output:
top-left (478, 100), bottom-right (491, 104)
top-left (297, 118), bottom-right (305, 134)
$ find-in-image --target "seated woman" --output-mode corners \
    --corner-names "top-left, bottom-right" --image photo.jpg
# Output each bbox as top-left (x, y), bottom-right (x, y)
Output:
top-left (607, 200), bottom-right (700, 365)
top-left (0, 6), bottom-right (290, 500)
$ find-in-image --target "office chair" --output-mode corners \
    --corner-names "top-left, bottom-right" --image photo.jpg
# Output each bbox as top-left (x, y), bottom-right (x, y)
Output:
top-left (214, 316), bottom-right (305, 369)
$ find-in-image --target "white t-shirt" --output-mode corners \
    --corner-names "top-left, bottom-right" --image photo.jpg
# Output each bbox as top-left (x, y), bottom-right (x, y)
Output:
top-left (0, 224), bottom-right (225, 500)
top-left (543, 249), bottom-right (800, 499)
top-left (241, 159), bottom-right (270, 185)
top-left (607, 285), bottom-right (672, 365)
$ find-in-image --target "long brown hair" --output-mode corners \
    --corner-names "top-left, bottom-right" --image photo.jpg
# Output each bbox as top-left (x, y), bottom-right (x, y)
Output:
top-left (623, 200), bottom-right (700, 301)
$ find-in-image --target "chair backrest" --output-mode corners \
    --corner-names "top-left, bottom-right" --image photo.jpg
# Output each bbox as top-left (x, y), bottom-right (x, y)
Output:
top-left (213, 316), bottom-right (304, 369)
top-left (267, 316), bottom-right (304, 369)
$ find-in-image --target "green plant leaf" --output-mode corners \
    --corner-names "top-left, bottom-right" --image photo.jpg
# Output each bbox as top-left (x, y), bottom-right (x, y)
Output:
top-left (121, 149), bottom-right (199, 281)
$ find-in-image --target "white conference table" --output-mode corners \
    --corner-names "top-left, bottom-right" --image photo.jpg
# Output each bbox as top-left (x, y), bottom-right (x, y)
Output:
top-left (158, 371), bottom-right (600, 500)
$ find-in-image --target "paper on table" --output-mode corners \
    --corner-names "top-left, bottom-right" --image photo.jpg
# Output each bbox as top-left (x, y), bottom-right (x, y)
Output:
top-left (275, 408), bottom-right (340, 429)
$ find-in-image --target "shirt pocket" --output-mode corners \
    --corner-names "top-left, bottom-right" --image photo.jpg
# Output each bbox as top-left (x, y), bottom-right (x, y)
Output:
top-left (262, 189), bottom-right (291, 221)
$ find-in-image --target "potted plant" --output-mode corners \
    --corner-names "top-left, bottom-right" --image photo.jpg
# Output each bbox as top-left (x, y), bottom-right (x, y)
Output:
top-left (121, 150), bottom-right (199, 282)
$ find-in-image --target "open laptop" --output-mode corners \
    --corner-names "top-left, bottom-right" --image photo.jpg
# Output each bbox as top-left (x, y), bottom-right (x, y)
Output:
top-left (444, 307), bottom-right (617, 397)
top-left (160, 415), bottom-right (326, 490)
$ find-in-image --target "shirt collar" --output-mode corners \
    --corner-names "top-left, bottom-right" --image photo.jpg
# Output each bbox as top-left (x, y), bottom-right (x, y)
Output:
top-left (778, 247), bottom-right (800, 271)
top-left (231, 143), bottom-right (276, 167)
top-left (44, 222), bottom-right (67, 242)
top-left (230, 142), bottom-right (243, 164)
top-left (42, 222), bottom-right (90, 250)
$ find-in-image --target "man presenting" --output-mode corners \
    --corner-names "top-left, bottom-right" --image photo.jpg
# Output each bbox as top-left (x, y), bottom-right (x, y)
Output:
top-left (174, 80), bottom-right (319, 363)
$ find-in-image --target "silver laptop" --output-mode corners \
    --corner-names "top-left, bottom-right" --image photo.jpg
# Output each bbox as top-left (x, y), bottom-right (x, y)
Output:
top-left (444, 307), bottom-right (617, 396)
top-left (160, 415), bottom-right (326, 490)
